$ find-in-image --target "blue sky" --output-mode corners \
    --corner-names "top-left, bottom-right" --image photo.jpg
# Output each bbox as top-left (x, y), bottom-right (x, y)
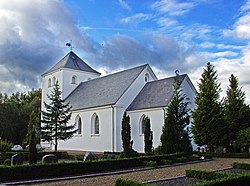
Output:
top-left (1, 0), bottom-right (250, 101)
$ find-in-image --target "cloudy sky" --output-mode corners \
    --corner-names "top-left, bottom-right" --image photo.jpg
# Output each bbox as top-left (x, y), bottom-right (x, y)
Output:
top-left (1, 0), bottom-right (250, 101)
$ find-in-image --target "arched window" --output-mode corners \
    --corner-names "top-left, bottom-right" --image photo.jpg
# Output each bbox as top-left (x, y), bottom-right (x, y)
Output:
top-left (139, 115), bottom-right (146, 135)
top-left (48, 78), bottom-right (51, 87)
top-left (91, 113), bottom-right (100, 135)
top-left (75, 115), bottom-right (82, 135)
top-left (145, 73), bottom-right (149, 82)
top-left (52, 77), bottom-right (56, 85)
top-left (72, 75), bottom-right (77, 84)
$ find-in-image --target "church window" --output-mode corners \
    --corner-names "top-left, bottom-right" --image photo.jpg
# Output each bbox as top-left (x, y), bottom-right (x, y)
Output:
top-left (145, 73), bottom-right (149, 82)
top-left (91, 113), bottom-right (100, 135)
top-left (52, 77), bottom-right (56, 85)
top-left (75, 115), bottom-right (82, 135)
top-left (72, 75), bottom-right (77, 84)
top-left (48, 78), bottom-right (51, 87)
top-left (139, 115), bottom-right (146, 135)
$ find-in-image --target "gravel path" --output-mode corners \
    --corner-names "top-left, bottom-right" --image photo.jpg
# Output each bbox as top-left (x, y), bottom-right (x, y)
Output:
top-left (31, 158), bottom-right (250, 186)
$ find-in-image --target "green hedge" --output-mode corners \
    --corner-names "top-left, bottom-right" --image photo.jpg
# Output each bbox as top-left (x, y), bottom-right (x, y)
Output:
top-left (186, 169), bottom-right (231, 181)
top-left (186, 169), bottom-right (250, 186)
top-left (198, 152), bottom-right (250, 159)
top-left (0, 152), bottom-right (192, 182)
top-left (232, 162), bottom-right (250, 170)
top-left (115, 178), bottom-right (146, 186)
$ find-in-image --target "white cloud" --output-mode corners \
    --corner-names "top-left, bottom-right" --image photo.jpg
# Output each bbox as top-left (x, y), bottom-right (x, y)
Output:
top-left (201, 51), bottom-right (239, 59)
top-left (120, 13), bottom-right (153, 25)
top-left (119, 0), bottom-right (131, 11)
top-left (0, 0), bottom-right (97, 94)
top-left (151, 0), bottom-right (196, 16)
top-left (223, 13), bottom-right (250, 39)
top-left (240, 0), bottom-right (250, 13)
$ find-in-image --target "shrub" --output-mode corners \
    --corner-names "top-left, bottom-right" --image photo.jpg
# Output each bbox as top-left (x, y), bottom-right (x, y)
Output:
top-left (3, 159), bottom-right (11, 166)
top-left (186, 169), bottom-right (231, 180)
top-left (0, 140), bottom-right (12, 154)
top-left (198, 152), bottom-right (250, 159)
top-left (232, 162), bottom-right (250, 170)
top-left (143, 161), bottom-right (157, 167)
top-left (115, 178), bottom-right (145, 186)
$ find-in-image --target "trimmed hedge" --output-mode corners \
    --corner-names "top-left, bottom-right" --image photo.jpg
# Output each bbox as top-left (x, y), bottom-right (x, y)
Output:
top-left (198, 152), bottom-right (250, 159)
top-left (186, 169), bottom-right (231, 181)
top-left (186, 169), bottom-right (250, 186)
top-left (0, 152), bottom-right (193, 182)
top-left (233, 162), bottom-right (250, 170)
top-left (115, 178), bottom-right (146, 186)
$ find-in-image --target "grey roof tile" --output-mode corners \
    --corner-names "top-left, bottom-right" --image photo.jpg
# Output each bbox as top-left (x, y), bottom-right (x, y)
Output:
top-left (127, 74), bottom-right (186, 111)
top-left (43, 51), bottom-right (100, 76)
top-left (65, 64), bottom-right (148, 110)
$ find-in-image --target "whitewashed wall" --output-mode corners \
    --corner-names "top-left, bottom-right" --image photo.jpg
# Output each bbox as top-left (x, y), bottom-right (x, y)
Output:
top-left (58, 106), bottom-right (113, 152)
top-left (114, 66), bottom-right (157, 152)
top-left (128, 108), bottom-right (165, 153)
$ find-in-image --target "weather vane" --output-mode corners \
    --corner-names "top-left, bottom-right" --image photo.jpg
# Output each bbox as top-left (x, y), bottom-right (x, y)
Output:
top-left (66, 40), bottom-right (74, 51)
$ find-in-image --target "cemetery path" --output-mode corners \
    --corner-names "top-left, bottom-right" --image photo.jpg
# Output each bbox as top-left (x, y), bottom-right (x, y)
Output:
top-left (31, 158), bottom-right (250, 186)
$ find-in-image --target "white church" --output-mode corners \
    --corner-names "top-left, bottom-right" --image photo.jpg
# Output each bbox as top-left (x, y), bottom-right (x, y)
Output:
top-left (41, 51), bottom-right (197, 153)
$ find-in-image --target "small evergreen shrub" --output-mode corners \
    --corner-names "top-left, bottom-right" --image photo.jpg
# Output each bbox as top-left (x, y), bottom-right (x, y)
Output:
top-left (3, 159), bottom-right (11, 166)
top-left (115, 178), bottom-right (146, 186)
top-left (143, 161), bottom-right (157, 167)
top-left (232, 162), bottom-right (250, 170)
top-left (0, 140), bottom-right (12, 154)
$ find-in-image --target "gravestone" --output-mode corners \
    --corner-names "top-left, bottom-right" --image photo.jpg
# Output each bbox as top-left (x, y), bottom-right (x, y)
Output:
top-left (42, 154), bottom-right (58, 164)
top-left (11, 154), bottom-right (24, 165)
top-left (83, 152), bottom-right (98, 161)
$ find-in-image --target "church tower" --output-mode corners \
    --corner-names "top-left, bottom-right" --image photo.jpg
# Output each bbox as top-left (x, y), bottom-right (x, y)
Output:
top-left (41, 51), bottom-right (100, 109)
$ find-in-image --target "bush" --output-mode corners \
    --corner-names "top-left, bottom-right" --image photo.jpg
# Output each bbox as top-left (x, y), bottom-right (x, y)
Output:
top-left (3, 159), bottom-right (11, 166)
top-left (0, 140), bottom-right (12, 154)
top-left (236, 127), bottom-right (250, 152)
top-left (143, 161), bottom-right (157, 167)
top-left (115, 178), bottom-right (145, 186)
top-left (0, 152), bottom-right (193, 182)
top-left (232, 162), bottom-right (250, 170)
top-left (186, 169), bottom-right (231, 181)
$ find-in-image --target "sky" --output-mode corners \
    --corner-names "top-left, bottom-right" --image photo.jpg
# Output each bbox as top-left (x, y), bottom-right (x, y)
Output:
top-left (1, 0), bottom-right (250, 102)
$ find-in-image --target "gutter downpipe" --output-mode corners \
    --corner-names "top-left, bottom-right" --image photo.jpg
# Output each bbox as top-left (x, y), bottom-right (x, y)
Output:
top-left (111, 105), bottom-right (115, 152)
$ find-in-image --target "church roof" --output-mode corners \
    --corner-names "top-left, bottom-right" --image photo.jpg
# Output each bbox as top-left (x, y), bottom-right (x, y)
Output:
top-left (65, 64), bottom-right (148, 110)
top-left (42, 51), bottom-right (100, 76)
top-left (127, 74), bottom-right (187, 111)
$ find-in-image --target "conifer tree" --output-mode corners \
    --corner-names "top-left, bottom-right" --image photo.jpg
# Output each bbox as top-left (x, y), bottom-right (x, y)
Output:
top-left (192, 62), bottom-right (224, 149)
top-left (121, 112), bottom-right (133, 157)
top-left (41, 81), bottom-right (77, 151)
top-left (223, 74), bottom-right (250, 147)
top-left (144, 117), bottom-right (153, 155)
top-left (160, 76), bottom-right (192, 154)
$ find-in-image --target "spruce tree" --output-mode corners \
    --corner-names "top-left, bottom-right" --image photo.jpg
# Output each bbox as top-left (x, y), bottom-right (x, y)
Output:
top-left (41, 81), bottom-right (77, 151)
top-left (144, 117), bottom-right (153, 155)
top-left (160, 76), bottom-right (192, 154)
top-left (192, 62), bottom-right (224, 149)
top-left (223, 74), bottom-right (250, 148)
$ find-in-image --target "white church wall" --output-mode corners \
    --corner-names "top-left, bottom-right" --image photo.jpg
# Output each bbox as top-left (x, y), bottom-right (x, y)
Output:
top-left (128, 108), bottom-right (165, 153)
top-left (61, 69), bottom-right (100, 100)
top-left (41, 70), bottom-right (63, 111)
top-left (114, 66), bottom-right (157, 152)
top-left (58, 106), bottom-right (113, 152)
